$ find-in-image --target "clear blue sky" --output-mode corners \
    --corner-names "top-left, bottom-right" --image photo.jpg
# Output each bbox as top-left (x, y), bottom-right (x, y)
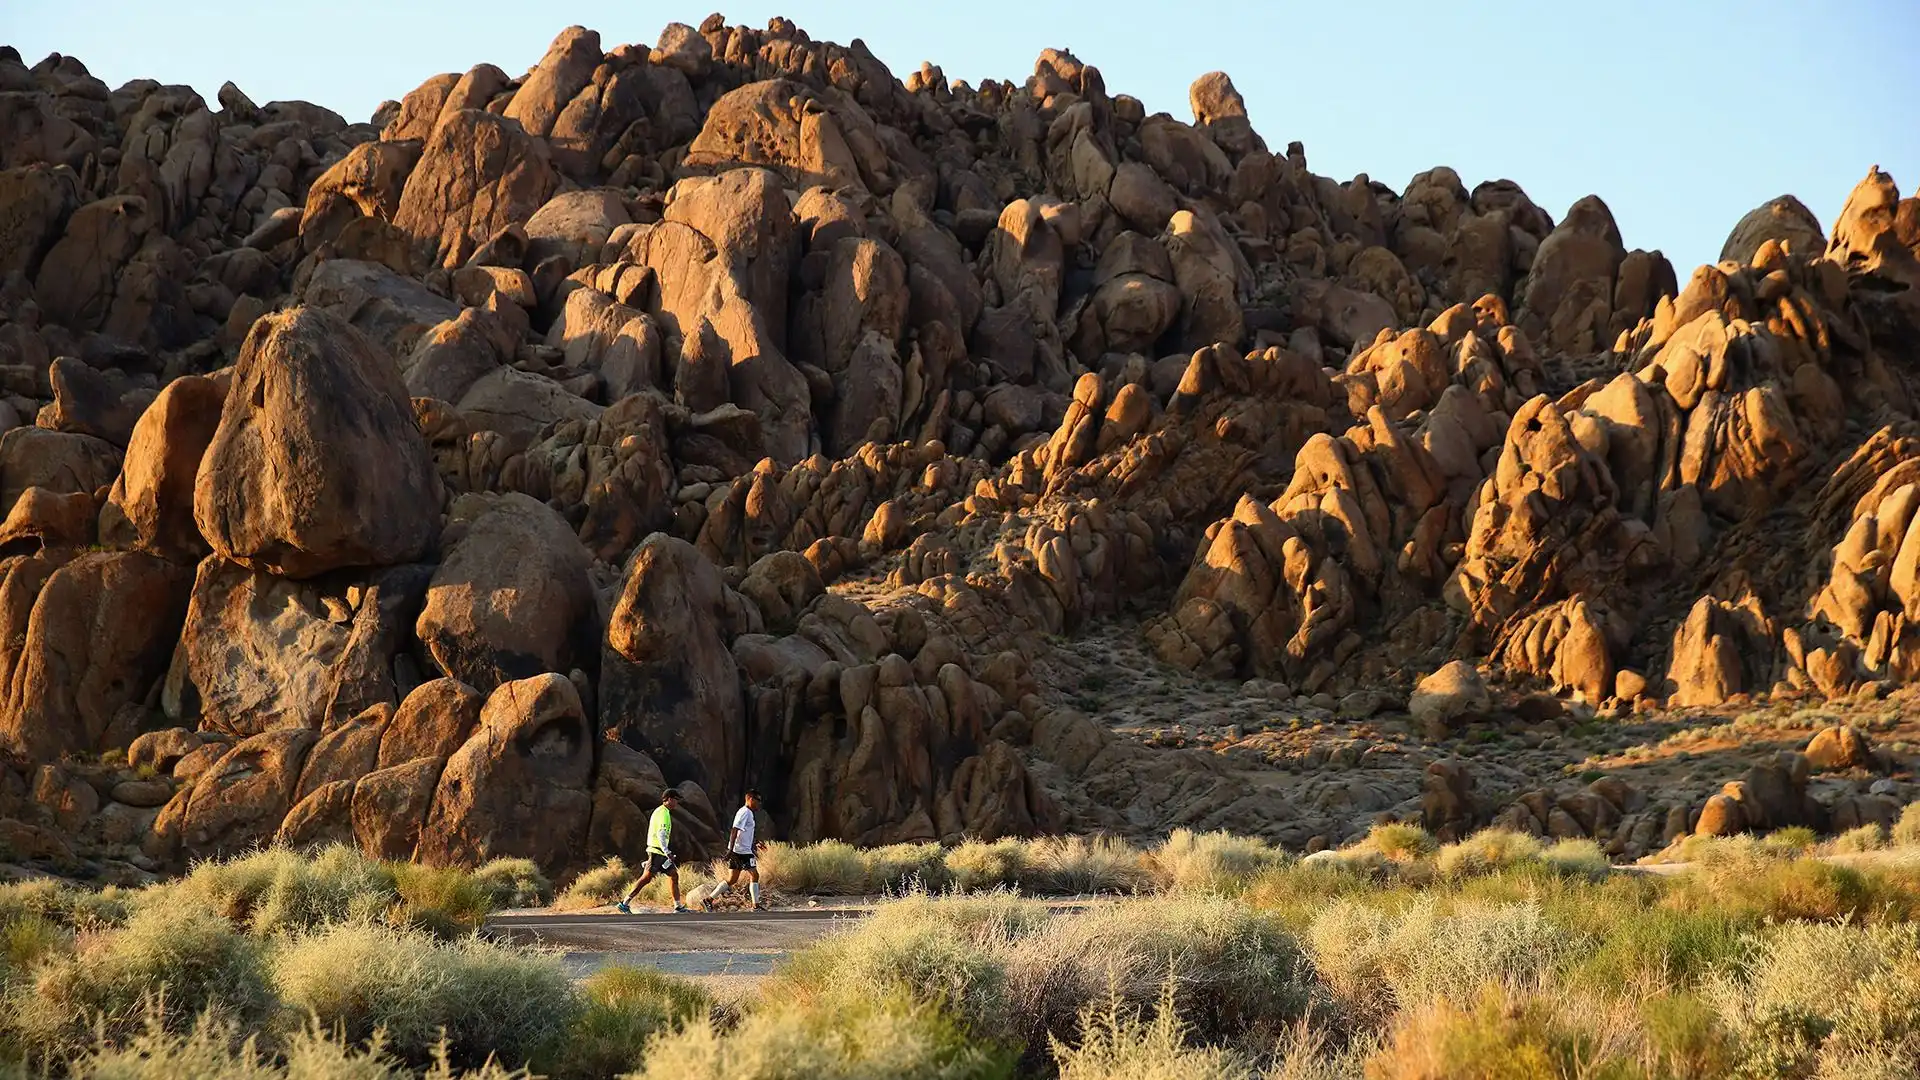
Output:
top-left (6, 1), bottom-right (1917, 273)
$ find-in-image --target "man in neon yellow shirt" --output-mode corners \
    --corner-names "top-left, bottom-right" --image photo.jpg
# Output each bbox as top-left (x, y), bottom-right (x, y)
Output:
top-left (617, 789), bottom-right (688, 914)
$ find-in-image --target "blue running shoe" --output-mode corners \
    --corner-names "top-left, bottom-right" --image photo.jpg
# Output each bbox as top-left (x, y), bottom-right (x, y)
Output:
top-left (615, 900), bottom-right (632, 915)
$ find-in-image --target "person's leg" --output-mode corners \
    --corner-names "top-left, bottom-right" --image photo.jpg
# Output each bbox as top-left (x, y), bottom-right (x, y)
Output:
top-left (747, 865), bottom-right (762, 909)
top-left (667, 869), bottom-right (682, 907)
top-left (622, 867), bottom-right (654, 904)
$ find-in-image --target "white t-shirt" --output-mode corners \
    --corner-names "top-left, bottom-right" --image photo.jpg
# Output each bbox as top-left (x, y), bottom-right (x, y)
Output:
top-left (731, 806), bottom-right (756, 854)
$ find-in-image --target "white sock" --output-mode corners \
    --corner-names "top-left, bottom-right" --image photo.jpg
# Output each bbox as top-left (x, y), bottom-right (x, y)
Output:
top-left (749, 882), bottom-right (762, 906)
top-left (716, 882), bottom-right (732, 896)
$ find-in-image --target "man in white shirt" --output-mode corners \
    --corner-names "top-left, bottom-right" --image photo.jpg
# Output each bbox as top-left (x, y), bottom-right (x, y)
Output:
top-left (703, 788), bottom-right (766, 911)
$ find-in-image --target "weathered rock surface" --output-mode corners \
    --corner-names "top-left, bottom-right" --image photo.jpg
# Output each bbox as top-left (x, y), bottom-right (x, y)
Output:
top-left (195, 307), bottom-right (441, 578)
top-left (0, 21), bottom-right (1916, 872)
top-left (415, 673), bottom-right (595, 873)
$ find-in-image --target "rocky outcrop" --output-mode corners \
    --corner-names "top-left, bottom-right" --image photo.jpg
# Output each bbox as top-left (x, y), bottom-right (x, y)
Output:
top-left (1, 20), bottom-right (1917, 873)
top-left (415, 674), bottom-right (595, 873)
top-left (195, 307), bottom-right (441, 579)
top-left (393, 109), bottom-right (559, 270)
top-left (601, 534), bottom-right (752, 811)
top-left (415, 493), bottom-right (596, 694)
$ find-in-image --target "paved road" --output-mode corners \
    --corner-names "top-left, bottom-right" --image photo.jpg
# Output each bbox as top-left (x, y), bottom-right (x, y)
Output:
top-left (484, 907), bottom-right (865, 982)
top-left (484, 906), bottom-right (860, 952)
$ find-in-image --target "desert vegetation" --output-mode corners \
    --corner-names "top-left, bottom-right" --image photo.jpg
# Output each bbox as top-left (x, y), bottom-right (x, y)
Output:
top-left (6, 828), bottom-right (1920, 1077)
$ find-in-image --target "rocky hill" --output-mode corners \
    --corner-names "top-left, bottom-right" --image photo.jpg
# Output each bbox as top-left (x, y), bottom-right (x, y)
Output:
top-left (1, 16), bottom-right (1918, 883)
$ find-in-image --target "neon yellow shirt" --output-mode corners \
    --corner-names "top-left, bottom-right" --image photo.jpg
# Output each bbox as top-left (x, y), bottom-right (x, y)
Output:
top-left (647, 805), bottom-right (672, 854)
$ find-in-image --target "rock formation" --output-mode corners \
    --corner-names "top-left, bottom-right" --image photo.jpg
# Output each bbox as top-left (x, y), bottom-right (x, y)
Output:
top-left (2, 20), bottom-right (1918, 878)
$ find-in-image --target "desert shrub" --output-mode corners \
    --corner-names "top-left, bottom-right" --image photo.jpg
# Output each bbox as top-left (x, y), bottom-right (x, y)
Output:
top-left (1364, 987), bottom-right (1622, 1080)
top-left (1719, 921), bottom-right (1920, 1078)
top-left (272, 922), bottom-right (577, 1069)
top-left (176, 848), bottom-right (317, 925)
top-left (1637, 991), bottom-right (1738, 1080)
top-left (1433, 829), bottom-right (1542, 877)
top-left (859, 844), bottom-right (952, 894)
top-left (629, 987), bottom-right (1014, 1080)
top-left (0, 913), bottom-right (72, 990)
top-left (1356, 823), bottom-right (1436, 863)
top-left (538, 966), bottom-right (709, 1080)
top-left (1569, 906), bottom-right (1751, 991)
top-left (857, 891), bottom-right (1051, 943)
top-left (1150, 830), bottom-right (1284, 894)
top-left (1893, 801), bottom-right (1920, 849)
top-left (1002, 895), bottom-right (1314, 1053)
top-left (469, 858), bottom-right (552, 910)
top-left (1764, 826), bottom-right (1820, 854)
top-left (0, 880), bottom-right (130, 933)
top-left (1656, 833), bottom-right (1774, 866)
top-left (1050, 984), bottom-right (1253, 1080)
top-left (10, 904), bottom-right (274, 1060)
top-left (1833, 823), bottom-right (1890, 854)
top-left (943, 839), bottom-right (1032, 893)
top-left (1022, 836), bottom-right (1153, 896)
top-left (555, 858), bottom-right (631, 911)
top-left (1306, 899), bottom-right (1574, 1022)
top-left (1668, 854), bottom-right (1920, 923)
top-left (62, 1014), bottom-right (535, 1078)
top-left (389, 863), bottom-right (491, 939)
top-left (1265, 1022), bottom-right (1383, 1080)
top-left (775, 900), bottom-right (1012, 1035)
top-left (1537, 838), bottom-right (1609, 877)
top-left (1240, 862), bottom-right (1395, 930)
top-left (757, 841), bottom-right (868, 896)
top-left (252, 846), bottom-right (400, 937)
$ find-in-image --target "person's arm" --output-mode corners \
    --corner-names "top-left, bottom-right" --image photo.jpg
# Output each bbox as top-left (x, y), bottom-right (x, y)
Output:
top-left (729, 825), bottom-right (742, 852)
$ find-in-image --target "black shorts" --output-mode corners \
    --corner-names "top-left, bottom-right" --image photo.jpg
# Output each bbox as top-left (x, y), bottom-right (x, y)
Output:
top-left (727, 852), bottom-right (757, 873)
top-left (645, 851), bottom-right (676, 874)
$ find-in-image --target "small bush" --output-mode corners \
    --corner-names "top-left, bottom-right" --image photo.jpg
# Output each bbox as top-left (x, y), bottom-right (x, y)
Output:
top-left (944, 839), bottom-right (1032, 893)
top-left (1050, 984), bottom-right (1253, 1080)
top-left (0, 914), bottom-right (71, 986)
top-left (554, 859), bottom-right (631, 912)
top-left (1720, 921), bottom-right (1920, 1077)
top-left (1306, 899), bottom-right (1574, 1022)
top-left (859, 844), bottom-right (952, 895)
top-left (1764, 826), bottom-right (1819, 853)
top-left (1537, 838), bottom-right (1609, 877)
top-left (1569, 907), bottom-right (1751, 991)
top-left (776, 899), bottom-right (1013, 1036)
top-left (470, 858), bottom-right (552, 910)
top-left (1892, 801), bottom-right (1920, 848)
top-left (1433, 829), bottom-right (1542, 877)
top-left (1151, 830), bottom-right (1284, 894)
top-left (176, 848), bottom-right (316, 926)
top-left (1833, 823), bottom-right (1890, 854)
top-left (390, 863), bottom-right (491, 938)
top-left (62, 1014), bottom-right (535, 1078)
top-left (1365, 987), bottom-right (1621, 1080)
top-left (857, 891), bottom-right (1052, 943)
top-left (1358, 823), bottom-right (1436, 863)
top-left (629, 987), bottom-right (1014, 1080)
top-left (1669, 855), bottom-right (1920, 923)
top-left (756, 841), bottom-right (868, 896)
top-left (539, 966), bottom-right (708, 1080)
top-left (1003, 895), bottom-right (1314, 1053)
top-left (272, 921), bottom-right (577, 1069)
top-left (1638, 991), bottom-right (1737, 1079)
top-left (0, 880), bottom-right (131, 933)
top-left (251, 845), bottom-right (399, 937)
top-left (1022, 836), bottom-right (1153, 896)
top-left (12, 904), bottom-right (275, 1060)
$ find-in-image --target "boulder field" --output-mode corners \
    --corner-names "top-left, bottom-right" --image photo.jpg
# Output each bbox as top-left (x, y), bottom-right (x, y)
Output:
top-left (1, 19), bottom-right (1917, 879)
